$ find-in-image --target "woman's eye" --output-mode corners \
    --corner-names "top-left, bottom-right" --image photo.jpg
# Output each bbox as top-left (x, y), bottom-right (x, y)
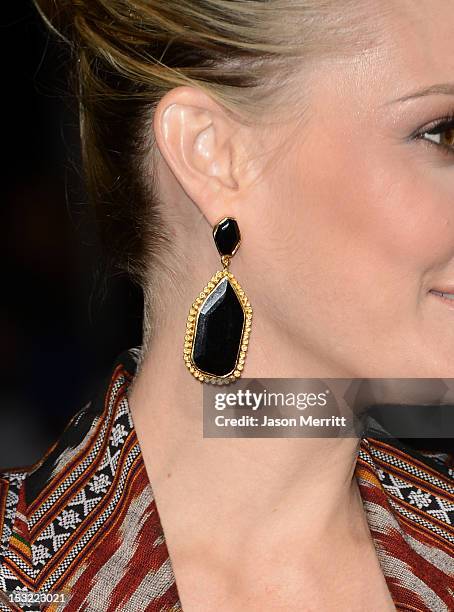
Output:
top-left (419, 120), bottom-right (454, 154)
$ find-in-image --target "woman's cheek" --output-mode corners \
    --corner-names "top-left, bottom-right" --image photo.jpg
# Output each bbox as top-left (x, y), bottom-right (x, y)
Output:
top-left (376, 174), bottom-right (454, 273)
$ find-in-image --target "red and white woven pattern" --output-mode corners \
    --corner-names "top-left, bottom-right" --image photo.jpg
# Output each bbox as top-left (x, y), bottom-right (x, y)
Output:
top-left (357, 438), bottom-right (454, 611)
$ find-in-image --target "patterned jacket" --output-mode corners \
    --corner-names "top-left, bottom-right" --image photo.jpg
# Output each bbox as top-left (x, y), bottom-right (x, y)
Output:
top-left (0, 349), bottom-right (453, 611)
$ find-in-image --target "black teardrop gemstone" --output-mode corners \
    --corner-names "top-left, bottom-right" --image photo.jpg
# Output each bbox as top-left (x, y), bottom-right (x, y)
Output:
top-left (192, 277), bottom-right (245, 376)
top-left (213, 218), bottom-right (241, 257)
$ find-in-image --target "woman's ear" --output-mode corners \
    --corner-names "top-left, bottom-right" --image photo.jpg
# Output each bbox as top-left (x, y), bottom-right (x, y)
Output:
top-left (153, 86), bottom-right (246, 225)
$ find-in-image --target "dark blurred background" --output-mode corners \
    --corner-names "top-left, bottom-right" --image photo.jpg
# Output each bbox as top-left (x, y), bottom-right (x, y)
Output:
top-left (1, 2), bottom-right (143, 467)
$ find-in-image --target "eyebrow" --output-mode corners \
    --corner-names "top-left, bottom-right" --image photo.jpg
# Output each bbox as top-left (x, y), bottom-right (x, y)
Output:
top-left (385, 82), bottom-right (454, 105)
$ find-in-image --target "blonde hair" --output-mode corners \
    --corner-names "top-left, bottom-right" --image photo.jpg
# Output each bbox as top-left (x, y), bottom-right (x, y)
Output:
top-left (33, 0), bottom-right (374, 332)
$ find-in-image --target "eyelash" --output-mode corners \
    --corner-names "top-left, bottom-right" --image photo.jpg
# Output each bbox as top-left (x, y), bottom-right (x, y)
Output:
top-left (414, 112), bottom-right (454, 157)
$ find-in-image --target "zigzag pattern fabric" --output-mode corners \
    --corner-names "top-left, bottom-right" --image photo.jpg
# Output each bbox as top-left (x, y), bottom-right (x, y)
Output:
top-left (0, 349), bottom-right (453, 611)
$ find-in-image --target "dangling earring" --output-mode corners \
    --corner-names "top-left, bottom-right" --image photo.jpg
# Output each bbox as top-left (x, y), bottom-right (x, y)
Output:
top-left (183, 217), bottom-right (253, 384)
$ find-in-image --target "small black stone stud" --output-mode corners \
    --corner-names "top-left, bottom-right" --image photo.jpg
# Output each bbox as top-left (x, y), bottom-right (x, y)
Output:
top-left (213, 217), bottom-right (241, 257)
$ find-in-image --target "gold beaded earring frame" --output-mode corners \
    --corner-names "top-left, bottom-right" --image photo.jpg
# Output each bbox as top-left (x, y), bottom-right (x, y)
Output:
top-left (183, 218), bottom-right (253, 384)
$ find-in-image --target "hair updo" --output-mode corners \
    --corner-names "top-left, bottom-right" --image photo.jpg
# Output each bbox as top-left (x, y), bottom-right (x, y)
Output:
top-left (33, 0), bottom-right (371, 296)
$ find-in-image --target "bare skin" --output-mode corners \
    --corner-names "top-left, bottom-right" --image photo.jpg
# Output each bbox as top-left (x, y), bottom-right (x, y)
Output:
top-left (129, 1), bottom-right (454, 609)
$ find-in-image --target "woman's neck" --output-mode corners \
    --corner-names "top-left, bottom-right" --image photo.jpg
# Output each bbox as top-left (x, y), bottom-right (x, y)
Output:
top-left (128, 314), bottom-right (370, 570)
